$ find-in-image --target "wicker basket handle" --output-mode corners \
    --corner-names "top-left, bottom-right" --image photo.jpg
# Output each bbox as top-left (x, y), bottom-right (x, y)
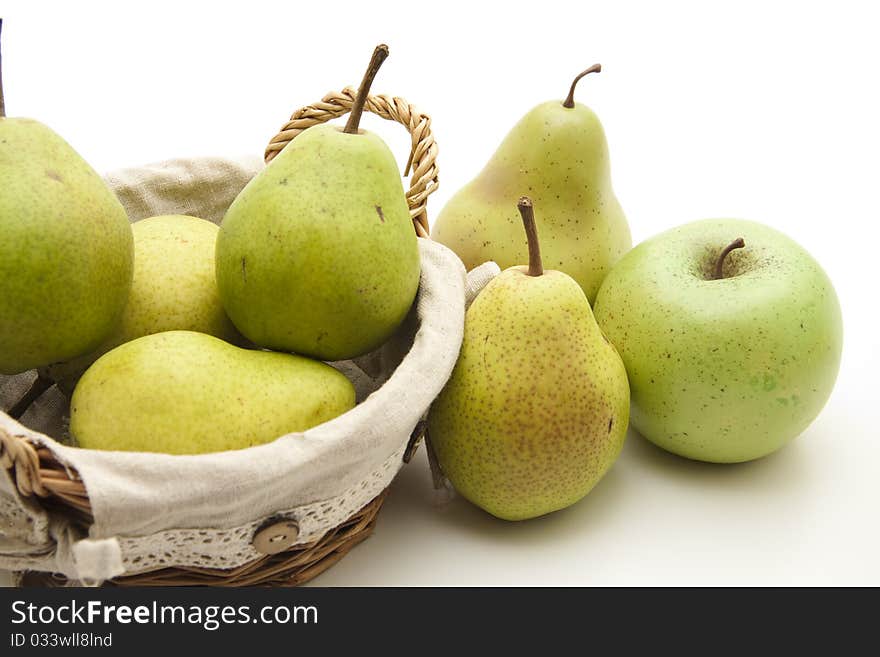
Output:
top-left (0, 426), bottom-right (48, 498)
top-left (264, 87), bottom-right (439, 238)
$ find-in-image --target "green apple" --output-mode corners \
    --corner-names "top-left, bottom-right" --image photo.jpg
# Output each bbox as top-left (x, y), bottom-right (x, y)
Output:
top-left (593, 219), bottom-right (842, 463)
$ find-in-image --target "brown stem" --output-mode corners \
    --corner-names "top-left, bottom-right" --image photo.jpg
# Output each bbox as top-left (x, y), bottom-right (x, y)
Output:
top-left (517, 196), bottom-right (543, 277)
top-left (424, 429), bottom-right (447, 491)
top-left (714, 238), bottom-right (746, 280)
top-left (6, 373), bottom-right (53, 420)
top-left (0, 19), bottom-right (6, 118)
top-left (343, 44), bottom-right (389, 134)
top-left (562, 63), bottom-right (601, 108)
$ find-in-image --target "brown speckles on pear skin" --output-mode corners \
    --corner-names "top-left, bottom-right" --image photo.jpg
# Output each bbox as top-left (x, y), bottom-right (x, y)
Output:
top-left (428, 267), bottom-right (630, 521)
top-left (431, 100), bottom-right (631, 303)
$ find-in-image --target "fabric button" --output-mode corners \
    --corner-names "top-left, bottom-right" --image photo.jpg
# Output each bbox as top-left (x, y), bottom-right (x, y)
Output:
top-left (252, 520), bottom-right (300, 555)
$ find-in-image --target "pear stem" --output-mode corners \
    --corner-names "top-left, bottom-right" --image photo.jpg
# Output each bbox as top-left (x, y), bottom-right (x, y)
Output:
top-left (6, 374), bottom-right (53, 420)
top-left (714, 238), bottom-right (746, 280)
top-left (517, 196), bottom-right (543, 277)
top-left (562, 63), bottom-right (601, 109)
top-left (343, 44), bottom-right (389, 134)
top-left (0, 19), bottom-right (6, 118)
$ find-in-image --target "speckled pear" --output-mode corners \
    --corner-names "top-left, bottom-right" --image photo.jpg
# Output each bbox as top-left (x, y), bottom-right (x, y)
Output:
top-left (215, 45), bottom-right (420, 360)
top-left (432, 65), bottom-right (631, 302)
top-left (0, 21), bottom-right (133, 374)
top-left (427, 198), bottom-right (630, 521)
top-left (46, 215), bottom-right (241, 394)
top-left (70, 330), bottom-right (355, 455)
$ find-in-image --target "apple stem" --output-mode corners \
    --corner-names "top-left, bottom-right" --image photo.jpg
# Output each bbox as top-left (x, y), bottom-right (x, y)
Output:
top-left (562, 63), bottom-right (601, 109)
top-left (0, 19), bottom-right (6, 118)
top-left (343, 44), bottom-right (389, 135)
top-left (6, 373), bottom-right (53, 420)
top-left (517, 196), bottom-right (543, 277)
top-left (714, 238), bottom-right (746, 280)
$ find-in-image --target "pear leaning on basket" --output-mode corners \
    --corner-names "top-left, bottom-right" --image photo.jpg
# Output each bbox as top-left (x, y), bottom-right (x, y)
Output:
top-left (428, 197), bottom-right (630, 521)
top-left (216, 45), bottom-right (421, 361)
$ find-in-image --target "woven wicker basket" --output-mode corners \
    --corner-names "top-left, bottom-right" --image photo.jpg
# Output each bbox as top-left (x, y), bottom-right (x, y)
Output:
top-left (0, 89), bottom-right (441, 586)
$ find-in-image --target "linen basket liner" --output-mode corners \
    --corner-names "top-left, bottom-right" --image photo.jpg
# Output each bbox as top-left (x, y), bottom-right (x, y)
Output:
top-left (0, 155), bottom-right (499, 583)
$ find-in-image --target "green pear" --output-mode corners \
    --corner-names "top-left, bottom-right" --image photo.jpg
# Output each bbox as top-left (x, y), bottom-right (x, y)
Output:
top-left (0, 21), bottom-right (133, 374)
top-left (427, 198), bottom-right (630, 521)
top-left (593, 219), bottom-right (843, 463)
top-left (46, 215), bottom-right (241, 394)
top-left (215, 45), bottom-right (420, 361)
top-left (70, 330), bottom-right (355, 454)
top-left (432, 65), bottom-right (631, 302)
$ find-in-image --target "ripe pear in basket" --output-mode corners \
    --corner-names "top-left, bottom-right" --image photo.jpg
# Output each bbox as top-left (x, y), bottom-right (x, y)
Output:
top-left (0, 42), bottom-right (466, 587)
top-left (216, 45), bottom-right (421, 361)
top-left (0, 19), bottom-right (133, 377)
top-left (45, 214), bottom-right (243, 397)
top-left (69, 330), bottom-right (357, 455)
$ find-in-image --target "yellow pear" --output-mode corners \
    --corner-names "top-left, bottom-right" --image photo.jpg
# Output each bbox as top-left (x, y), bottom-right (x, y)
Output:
top-left (70, 331), bottom-right (355, 455)
top-left (47, 215), bottom-right (240, 394)
top-left (428, 198), bottom-right (630, 520)
top-left (433, 65), bottom-right (631, 302)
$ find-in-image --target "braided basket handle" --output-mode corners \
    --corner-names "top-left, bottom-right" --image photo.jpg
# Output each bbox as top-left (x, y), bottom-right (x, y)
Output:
top-left (264, 87), bottom-right (439, 238)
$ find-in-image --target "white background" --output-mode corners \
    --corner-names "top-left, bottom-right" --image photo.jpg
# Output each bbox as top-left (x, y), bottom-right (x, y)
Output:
top-left (2, 0), bottom-right (878, 585)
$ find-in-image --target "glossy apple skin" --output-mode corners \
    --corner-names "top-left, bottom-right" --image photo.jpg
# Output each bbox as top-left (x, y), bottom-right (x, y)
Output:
top-left (593, 219), bottom-right (842, 463)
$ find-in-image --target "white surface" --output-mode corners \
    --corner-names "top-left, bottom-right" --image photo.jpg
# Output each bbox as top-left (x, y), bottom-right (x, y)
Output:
top-left (2, 0), bottom-right (878, 586)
